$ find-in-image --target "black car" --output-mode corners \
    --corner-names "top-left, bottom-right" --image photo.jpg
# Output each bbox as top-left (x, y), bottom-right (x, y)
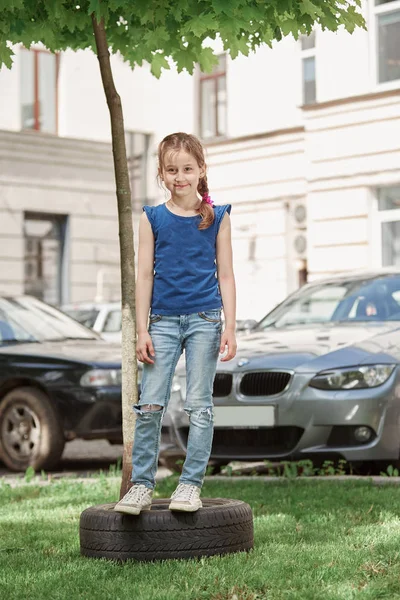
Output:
top-left (0, 295), bottom-right (123, 471)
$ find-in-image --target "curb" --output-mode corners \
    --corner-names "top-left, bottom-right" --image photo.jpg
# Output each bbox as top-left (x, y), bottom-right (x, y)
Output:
top-left (204, 475), bottom-right (400, 484)
top-left (3, 473), bottom-right (400, 488)
top-left (0, 475), bottom-right (122, 488)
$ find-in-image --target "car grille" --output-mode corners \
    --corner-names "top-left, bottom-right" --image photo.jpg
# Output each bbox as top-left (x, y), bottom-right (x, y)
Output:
top-left (213, 373), bottom-right (232, 397)
top-left (178, 426), bottom-right (303, 456)
top-left (239, 371), bottom-right (291, 396)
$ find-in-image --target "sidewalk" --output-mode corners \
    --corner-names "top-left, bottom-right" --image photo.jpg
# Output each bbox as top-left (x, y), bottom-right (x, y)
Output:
top-left (3, 470), bottom-right (400, 488)
top-left (0, 467), bottom-right (172, 488)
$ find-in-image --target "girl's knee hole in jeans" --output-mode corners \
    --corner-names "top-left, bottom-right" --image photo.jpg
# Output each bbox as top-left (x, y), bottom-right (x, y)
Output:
top-left (134, 404), bottom-right (163, 416)
top-left (185, 406), bottom-right (214, 425)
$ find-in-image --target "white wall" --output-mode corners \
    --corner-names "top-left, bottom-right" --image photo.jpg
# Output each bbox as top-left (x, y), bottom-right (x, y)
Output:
top-left (0, 130), bottom-right (121, 302)
top-left (58, 50), bottom-right (195, 145)
top-left (206, 129), bottom-right (306, 319)
top-left (305, 91), bottom-right (400, 280)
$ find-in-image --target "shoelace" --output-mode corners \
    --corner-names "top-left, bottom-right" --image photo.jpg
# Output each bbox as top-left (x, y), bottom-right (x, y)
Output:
top-left (172, 484), bottom-right (198, 501)
top-left (125, 485), bottom-right (149, 501)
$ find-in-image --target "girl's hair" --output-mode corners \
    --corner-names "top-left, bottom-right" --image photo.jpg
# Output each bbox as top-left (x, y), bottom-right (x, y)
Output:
top-left (158, 132), bottom-right (214, 230)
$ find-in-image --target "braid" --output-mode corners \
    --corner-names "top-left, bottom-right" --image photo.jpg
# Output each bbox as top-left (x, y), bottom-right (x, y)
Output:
top-left (197, 175), bottom-right (209, 199)
top-left (197, 174), bottom-right (214, 230)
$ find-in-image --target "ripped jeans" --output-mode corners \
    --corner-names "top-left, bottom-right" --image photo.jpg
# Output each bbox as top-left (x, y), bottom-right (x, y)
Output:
top-left (131, 310), bottom-right (222, 490)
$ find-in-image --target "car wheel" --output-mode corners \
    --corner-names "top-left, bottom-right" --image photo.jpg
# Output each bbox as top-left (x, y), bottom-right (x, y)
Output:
top-left (80, 498), bottom-right (254, 561)
top-left (0, 386), bottom-right (65, 472)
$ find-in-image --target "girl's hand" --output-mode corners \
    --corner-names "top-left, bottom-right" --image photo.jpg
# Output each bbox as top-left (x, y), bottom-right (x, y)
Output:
top-left (136, 332), bottom-right (155, 364)
top-left (219, 329), bottom-right (237, 362)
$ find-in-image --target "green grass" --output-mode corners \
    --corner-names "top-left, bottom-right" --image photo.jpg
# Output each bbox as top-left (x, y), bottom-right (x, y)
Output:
top-left (2, 476), bottom-right (400, 599)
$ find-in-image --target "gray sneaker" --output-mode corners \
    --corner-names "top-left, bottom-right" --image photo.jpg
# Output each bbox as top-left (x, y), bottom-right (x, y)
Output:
top-left (114, 484), bottom-right (153, 515)
top-left (169, 483), bottom-right (202, 512)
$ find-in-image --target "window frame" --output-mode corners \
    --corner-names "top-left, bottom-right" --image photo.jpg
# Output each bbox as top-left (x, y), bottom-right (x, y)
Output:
top-left (20, 47), bottom-right (60, 133)
top-left (371, 186), bottom-right (400, 267)
top-left (300, 32), bottom-right (317, 105)
top-left (23, 211), bottom-right (69, 306)
top-left (198, 54), bottom-right (227, 140)
top-left (370, 0), bottom-right (400, 90)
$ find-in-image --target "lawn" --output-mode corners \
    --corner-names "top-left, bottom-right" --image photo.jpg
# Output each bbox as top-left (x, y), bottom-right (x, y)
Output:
top-left (1, 476), bottom-right (400, 599)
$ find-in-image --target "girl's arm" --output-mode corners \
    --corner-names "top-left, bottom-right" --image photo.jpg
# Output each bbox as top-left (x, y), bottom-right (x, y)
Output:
top-left (216, 213), bottom-right (237, 361)
top-left (136, 212), bottom-right (156, 363)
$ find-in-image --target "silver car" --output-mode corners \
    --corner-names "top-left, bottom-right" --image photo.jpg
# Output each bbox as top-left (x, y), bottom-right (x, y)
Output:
top-left (161, 269), bottom-right (400, 470)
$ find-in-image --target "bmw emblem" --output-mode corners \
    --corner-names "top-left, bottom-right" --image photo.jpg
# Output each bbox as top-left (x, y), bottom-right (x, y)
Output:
top-left (237, 358), bottom-right (250, 367)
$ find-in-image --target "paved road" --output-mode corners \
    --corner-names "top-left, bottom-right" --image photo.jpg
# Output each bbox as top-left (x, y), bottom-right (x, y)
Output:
top-left (0, 439), bottom-right (170, 480)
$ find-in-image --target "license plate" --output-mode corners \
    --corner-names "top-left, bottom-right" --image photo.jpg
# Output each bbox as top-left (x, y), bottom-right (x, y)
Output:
top-left (213, 406), bottom-right (275, 427)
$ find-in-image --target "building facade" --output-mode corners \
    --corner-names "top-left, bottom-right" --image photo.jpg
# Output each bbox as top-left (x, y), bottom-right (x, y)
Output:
top-left (0, 0), bottom-right (399, 319)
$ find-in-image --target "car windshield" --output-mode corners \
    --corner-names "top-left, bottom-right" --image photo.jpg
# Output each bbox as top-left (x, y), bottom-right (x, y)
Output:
top-left (0, 296), bottom-right (100, 344)
top-left (257, 275), bottom-right (400, 330)
top-left (64, 308), bottom-right (100, 329)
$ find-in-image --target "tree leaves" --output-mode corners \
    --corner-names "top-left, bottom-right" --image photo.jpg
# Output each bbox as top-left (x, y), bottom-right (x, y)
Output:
top-left (0, 0), bottom-right (366, 71)
top-left (300, 0), bottom-right (324, 19)
top-left (0, 40), bottom-right (13, 69)
top-left (186, 12), bottom-right (216, 38)
top-left (150, 52), bottom-right (169, 78)
top-left (197, 46), bottom-right (219, 74)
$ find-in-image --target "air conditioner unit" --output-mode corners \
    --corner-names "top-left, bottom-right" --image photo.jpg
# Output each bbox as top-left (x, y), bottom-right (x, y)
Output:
top-left (293, 203), bottom-right (307, 226)
top-left (293, 233), bottom-right (307, 256)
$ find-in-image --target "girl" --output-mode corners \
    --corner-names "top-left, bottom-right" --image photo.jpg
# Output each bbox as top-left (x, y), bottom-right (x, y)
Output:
top-left (115, 132), bottom-right (237, 515)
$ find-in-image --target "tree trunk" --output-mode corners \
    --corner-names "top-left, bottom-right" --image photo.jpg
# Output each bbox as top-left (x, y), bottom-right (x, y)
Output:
top-left (92, 15), bottom-right (137, 498)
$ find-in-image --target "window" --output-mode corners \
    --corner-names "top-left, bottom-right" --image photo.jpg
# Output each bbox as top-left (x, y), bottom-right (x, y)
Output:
top-left (24, 213), bottom-right (69, 306)
top-left (375, 186), bottom-right (400, 266)
top-left (20, 48), bottom-right (58, 133)
top-left (125, 131), bottom-right (154, 211)
top-left (300, 32), bottom-right (316, 105)
top-left (199, 54), bottom-right (227, 139)
top-left (103, 309), bottom-right (122, 333)
top-left (257, 276), bottom-right (400, 328)
top-left (374, 0), bottom-right (400, 83)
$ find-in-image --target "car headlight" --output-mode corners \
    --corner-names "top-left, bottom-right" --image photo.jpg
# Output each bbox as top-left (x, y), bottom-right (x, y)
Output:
top-left (80, 369), bottom-right (122, 387)
top-left (309, 364), bottom-right (396, 390)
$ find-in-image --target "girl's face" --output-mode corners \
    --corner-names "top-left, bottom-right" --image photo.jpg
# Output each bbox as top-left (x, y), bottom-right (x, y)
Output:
top-left (161, 150), bottom-right (204, 201)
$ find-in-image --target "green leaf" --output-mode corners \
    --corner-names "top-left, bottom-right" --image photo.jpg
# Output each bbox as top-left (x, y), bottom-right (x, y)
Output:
top-left (186, 12), bottom-right (216, 37)
top-left (0, 40), bottom-right (14, 69)
top-left (212, 0), bottom-right (234, 16)
top-left (274, 26), bottom-right (282, 42)
top-left (88, 0), bottom-right (101, 16)
top-left (140, 9), bottom-right (155, 26)
top-left (0, 0), bottom-right (24, 9)
top-left (280, 18), bottom-right (300, 36)
top-left (300, 0), bottom-right (324, 19)
top-left (150, 52), bottom-right (170, 78)
top-left (229, 36), bottom-right (250, 60)
top-left (173, 48), bottom-right (196, 74)
top-left (143, 26), bottom-right (170, 48)
top-left (197, 46), bottom-right (219, 73)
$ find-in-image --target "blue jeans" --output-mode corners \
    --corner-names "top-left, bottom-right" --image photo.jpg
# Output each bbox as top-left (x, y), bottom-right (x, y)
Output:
top-left (131, 310), bottom-right (222, 490)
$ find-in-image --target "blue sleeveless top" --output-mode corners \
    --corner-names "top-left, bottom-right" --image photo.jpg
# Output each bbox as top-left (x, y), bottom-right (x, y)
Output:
top-left (143, 202), bottom-right (232, 315)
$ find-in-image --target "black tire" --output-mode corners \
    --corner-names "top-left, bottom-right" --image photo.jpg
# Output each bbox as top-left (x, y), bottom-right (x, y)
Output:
top-left (80, 498), bottom-right (254, 562)
top-left (0, 386), bottom-right (65, 471)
